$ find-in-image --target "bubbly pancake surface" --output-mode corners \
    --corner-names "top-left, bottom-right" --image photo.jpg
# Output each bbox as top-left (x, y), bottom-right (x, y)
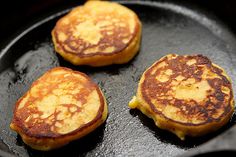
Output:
top-left (10, 67), bottom-right (107, 150)
top-left (52, 1), bottom-right (141, 66)
top-left (129, 54), bottom-right (234, 139)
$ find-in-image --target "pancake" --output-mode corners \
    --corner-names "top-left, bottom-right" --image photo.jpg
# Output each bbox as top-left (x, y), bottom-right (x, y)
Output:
top-left (129, 54), bottom-right (234, 140)
top-left (10, 67), bottom-right (108, 150)
top-left (52, 1), bottom-right (142, 67)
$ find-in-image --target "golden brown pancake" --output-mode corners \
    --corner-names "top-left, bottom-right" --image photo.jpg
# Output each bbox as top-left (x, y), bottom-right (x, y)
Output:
top-left (52, 1), bottom-right (142, 67)
top-left (10, 67), bottom-right (108, 150)
top-left (129, 54), bottom-right (234, 140)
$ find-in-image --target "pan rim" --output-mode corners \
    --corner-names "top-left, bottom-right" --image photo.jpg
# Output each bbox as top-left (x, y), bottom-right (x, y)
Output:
top-left (0, 0), bottom-right (236, 156)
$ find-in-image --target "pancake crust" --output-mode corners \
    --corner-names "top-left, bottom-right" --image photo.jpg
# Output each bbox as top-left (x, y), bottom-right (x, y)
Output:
top-left (52, 1), bottom-right (142, 66)
top-left (10, 67), bottom-right (108, 150)
top-left (129, 54), bottom-right (234, 140)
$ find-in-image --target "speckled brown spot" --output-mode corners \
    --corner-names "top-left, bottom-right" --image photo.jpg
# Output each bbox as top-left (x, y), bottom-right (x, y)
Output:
top-left (52, 1), bottom-right (140, 57)
top-left (11, 67), bottom-right (105, 138)
top-left (141, 54), bottom-right (234, 126)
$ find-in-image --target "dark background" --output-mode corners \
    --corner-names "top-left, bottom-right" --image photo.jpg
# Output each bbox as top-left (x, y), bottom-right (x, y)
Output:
top-left (0, 0), bottom-right (86, 47)
top-left (1, 0), bottom-right (236, 46)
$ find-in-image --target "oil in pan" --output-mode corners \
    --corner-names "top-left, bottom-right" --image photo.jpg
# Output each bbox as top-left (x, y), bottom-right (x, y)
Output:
top-left (0, 1), bottom-right (236, 157)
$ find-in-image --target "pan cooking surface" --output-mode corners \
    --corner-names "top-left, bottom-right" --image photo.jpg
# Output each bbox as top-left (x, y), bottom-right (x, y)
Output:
top-left (0, 1), bottom-right (236, 156)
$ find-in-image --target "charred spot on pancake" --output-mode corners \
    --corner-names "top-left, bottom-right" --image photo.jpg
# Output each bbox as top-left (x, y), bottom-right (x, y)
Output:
top-left (10, 67), bottom-right (108, 150)
top-left (142, 54), bottom-right (233, 125)
top-left (54, 11), bottom-right (136, 56)
top-left (51, 1), bottom-right (142, 66)
top-left (129, 54), bottom-right (234, 140)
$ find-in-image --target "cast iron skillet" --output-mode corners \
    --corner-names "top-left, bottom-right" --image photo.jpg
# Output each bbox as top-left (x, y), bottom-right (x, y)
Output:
top-left (0, 0), bottom-right (236, 156)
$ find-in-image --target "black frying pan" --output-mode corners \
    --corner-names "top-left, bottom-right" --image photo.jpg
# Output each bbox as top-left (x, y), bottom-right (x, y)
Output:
top-left (1, 0), bottom-right (236, 156)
